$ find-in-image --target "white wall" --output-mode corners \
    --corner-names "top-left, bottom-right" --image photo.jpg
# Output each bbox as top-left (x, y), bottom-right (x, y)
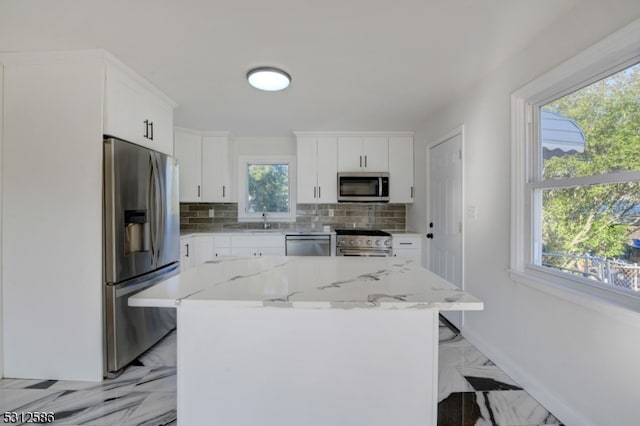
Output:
top-left (0, 63), bottom-right (4, 378)
top-left (2, 56), bottom-right (104, 381)
top-left (408, 3), bottom-right (640, 425)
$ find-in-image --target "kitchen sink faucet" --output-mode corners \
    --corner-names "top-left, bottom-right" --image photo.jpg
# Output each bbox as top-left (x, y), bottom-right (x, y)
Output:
top-left (262, 211), bottom-right (271, 229)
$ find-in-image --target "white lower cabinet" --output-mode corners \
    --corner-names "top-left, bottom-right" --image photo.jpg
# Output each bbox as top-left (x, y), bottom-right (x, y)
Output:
top-left (213, 236), bottom-right (232, 257)
top-left (180, 236), bottom-right (194, 271)
top-left (193, 235), bottom-right (215, 265)
top-left (392, 234), bottom-right (423, 264)
top-left (183, 233), bottom-right (286, 262)
top-left (230, 235), bottom-right (285, 256)
top-left (181, 235), bottom-right (215, 271)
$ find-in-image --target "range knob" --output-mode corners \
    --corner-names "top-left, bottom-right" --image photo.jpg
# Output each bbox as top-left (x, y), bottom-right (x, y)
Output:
top-left (375, 240), bottom-right (381, 246)
top-left (350, 240), bottom-right (356, 246)
top-left (367, 239), bottom-right (372, 246)
top-left (384, 239), bottom-right (391, 246)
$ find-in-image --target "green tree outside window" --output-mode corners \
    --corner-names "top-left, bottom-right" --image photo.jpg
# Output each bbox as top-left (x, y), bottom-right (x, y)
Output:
top-left (540, 63), bottom-right (640, 278)
top-left (246, 164), bottom-right (290, 213)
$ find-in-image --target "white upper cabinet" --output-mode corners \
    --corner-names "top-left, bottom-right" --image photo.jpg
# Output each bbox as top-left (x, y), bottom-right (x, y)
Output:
top-left (297, 132), bottom-right (413, 203)
top-left (202, 135), bottom-right (233, 202)
top-left (336, 136), bottom-right (363, 172)
top-left (317, 137), bottom-right (338, 203)
top-left (362, 136), bottom-right (389, 171)
top-left (104, 63), bottom-right (175, 155)
top-left (388, 136), bottom-right (415, 203)
top-left (174, 128), bottom-right (203, 202)
top-left (174, 129), bottom-right (233, 203)
top-left (296, 135), bottom-right (338, 203)
top-left (337, 136), bottom-right (388, 172)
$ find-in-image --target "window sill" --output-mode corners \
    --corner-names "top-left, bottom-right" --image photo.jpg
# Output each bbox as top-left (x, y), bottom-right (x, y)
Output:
top-left (509, 268), bottom-right (640, 326)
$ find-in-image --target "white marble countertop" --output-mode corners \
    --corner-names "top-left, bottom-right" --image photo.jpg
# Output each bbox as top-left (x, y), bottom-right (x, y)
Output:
top-left (180, 230), bottom-right (334, 237)
top-left (130, 256), bottom-right (483, 311)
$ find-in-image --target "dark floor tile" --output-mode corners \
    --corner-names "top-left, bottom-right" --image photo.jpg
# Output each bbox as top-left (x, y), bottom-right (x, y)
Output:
top-left (465, 376), bottom-right (522, 391)
top-left (24, 380), bottom-right (58, 390)
top-left (439, 392), bottom-right (485, 426)
top-left (438, 390), bottom-right (563, 426)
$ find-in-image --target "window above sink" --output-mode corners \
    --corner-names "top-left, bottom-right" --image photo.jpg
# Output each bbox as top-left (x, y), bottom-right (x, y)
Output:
top-left (238, 155), bottom-right (297, 222)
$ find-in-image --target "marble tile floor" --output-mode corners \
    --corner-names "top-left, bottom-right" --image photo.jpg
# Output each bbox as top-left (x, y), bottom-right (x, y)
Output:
top-left (437, 323), bottom-right (563, 426)
top-left (0, 332), bottom-right (178, 426)
top-left (0, 323), bottom-right (563, 426)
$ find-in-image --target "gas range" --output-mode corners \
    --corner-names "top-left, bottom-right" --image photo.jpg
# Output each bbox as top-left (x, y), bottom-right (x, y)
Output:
top-left (334, 228), bottom-right (392, 257)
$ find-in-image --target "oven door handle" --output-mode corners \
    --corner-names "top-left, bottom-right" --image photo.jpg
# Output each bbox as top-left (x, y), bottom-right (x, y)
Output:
top-left (338, 249), bottom-right (391, 257)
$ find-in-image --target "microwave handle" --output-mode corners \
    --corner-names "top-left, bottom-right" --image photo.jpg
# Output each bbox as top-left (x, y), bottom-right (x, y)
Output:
top-left (379, 177), bottom-right (382, 197)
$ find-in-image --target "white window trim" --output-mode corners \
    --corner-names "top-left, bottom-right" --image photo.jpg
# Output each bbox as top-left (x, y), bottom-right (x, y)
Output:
top-left (237, 155), bottom-right (297, 222)
top-left (510, 18), bottom-right (640, 317)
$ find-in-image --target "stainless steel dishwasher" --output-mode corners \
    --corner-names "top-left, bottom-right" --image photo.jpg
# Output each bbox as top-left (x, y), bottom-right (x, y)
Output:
top-left (285, 234), bottom-right (332, 256)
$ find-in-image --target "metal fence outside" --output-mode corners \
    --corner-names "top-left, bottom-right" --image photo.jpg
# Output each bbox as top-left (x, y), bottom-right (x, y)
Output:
top-left (542, 253), bottom-right (640, 291)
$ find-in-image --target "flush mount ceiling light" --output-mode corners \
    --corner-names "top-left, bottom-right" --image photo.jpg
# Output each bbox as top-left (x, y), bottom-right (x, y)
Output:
top-left (246, 67), bottom-right (291, 91)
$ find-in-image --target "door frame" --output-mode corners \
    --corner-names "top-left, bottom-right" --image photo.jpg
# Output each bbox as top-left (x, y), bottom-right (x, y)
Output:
top-left (426, 125), bottom-right (465, 328)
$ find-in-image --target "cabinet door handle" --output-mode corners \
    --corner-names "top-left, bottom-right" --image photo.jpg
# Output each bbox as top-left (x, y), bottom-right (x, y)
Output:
top-left (149, 121), bottom-right (154, 140)
top-left (365, 155), bottom-right (367, 167)
top-left (222, 185), bottom-right (226, 198)
top-left (197, 185), bottom-right (201, 197)
top-left (318, 186), bottom-right (321, 199)
top-left (185, 243), bottom-right (190, 257)
top-left (144, 120), bottom-right (149, 139)
top-left (359, 156), bottom-right (362, 167)
top-left (411, 186), bottom-right (414, 198)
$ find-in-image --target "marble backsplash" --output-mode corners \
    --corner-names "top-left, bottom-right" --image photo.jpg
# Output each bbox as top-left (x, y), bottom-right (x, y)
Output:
top-left (180, 203), bottom-right (406, 233)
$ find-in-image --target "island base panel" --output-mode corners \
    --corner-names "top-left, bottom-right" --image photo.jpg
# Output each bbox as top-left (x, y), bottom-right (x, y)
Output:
top-left (177, 307), bottom-right (438, 426)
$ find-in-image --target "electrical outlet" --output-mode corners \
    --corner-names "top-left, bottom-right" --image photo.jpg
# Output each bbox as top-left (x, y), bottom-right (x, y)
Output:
top-left (208, 209), bottom-right (215, 218)
top-left (466, 206), bottom-right (478, 220)
top-left (328, 209), bottom-right (334, 217)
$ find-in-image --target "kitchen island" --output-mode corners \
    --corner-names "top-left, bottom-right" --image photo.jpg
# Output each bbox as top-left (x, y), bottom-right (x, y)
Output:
top-left (131, 256), bottom-right (483, 426)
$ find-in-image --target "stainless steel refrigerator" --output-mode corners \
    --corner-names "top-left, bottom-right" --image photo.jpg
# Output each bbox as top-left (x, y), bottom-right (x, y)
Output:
top-left (103, 137), bottom-right (180, 376)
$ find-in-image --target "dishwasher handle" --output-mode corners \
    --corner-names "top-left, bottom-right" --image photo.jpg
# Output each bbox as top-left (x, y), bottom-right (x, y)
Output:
top-left (285, 234), bottom-right (331, 241)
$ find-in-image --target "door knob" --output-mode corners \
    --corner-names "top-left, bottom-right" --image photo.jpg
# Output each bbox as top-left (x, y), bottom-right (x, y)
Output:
top-left (426, 233), bottom-right (434, 239)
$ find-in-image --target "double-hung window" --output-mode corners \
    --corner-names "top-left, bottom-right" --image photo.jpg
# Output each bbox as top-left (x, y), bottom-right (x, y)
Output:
top-left (511, 21), bottom-right (640, 309)
top-left (238, 156), bottom-right (297, 222)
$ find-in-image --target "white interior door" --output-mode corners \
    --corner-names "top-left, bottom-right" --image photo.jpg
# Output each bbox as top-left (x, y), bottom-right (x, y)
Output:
top-left (428, 131), bottom-right (463, 329)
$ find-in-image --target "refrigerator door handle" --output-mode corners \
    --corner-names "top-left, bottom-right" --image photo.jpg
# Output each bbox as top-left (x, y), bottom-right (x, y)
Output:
top-left (148, 153), bottom-right (161, 267)
top-left (155, 153), bottom-right (165, 263)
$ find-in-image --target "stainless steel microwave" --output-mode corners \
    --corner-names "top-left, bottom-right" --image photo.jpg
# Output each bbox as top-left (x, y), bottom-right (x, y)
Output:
top-left (337, 172), bottom-right (389, 202)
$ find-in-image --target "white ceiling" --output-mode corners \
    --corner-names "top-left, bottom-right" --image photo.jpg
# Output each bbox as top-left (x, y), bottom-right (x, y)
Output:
top-left (0, 0), bottom-right (580, 136)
